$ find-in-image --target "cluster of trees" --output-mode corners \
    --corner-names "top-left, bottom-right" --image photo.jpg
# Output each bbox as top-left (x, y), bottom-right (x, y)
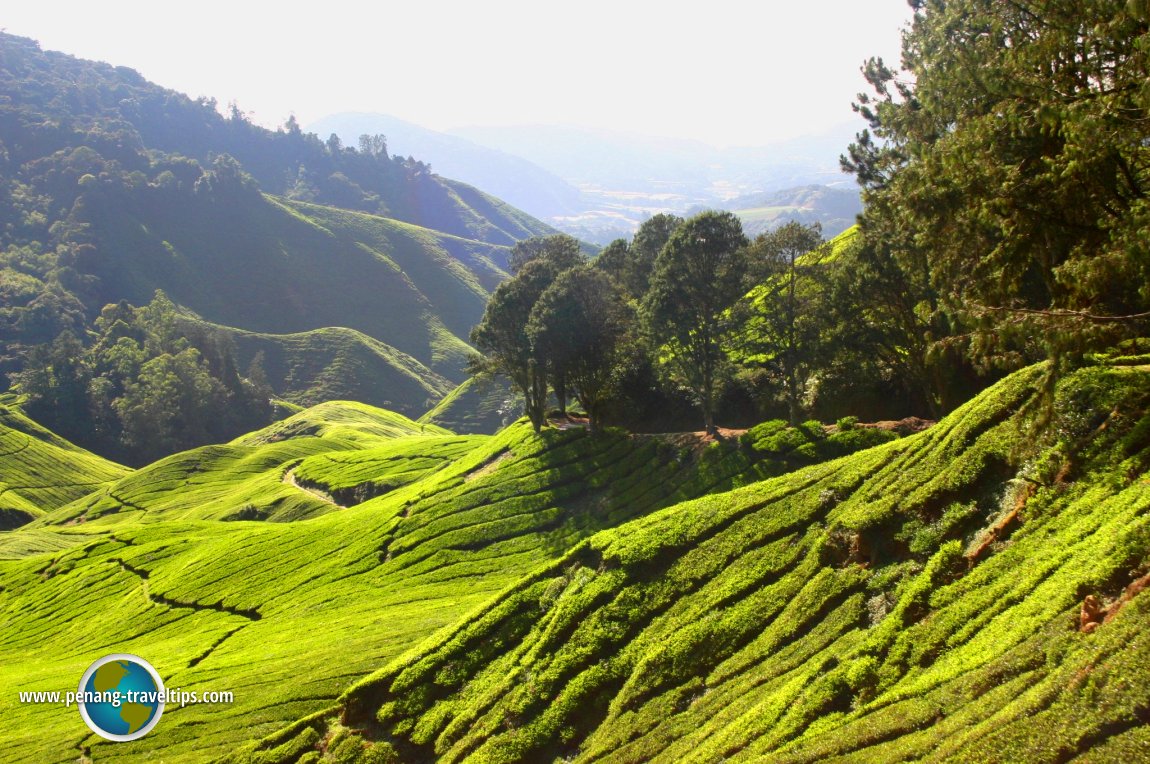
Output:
top-left (474, 0), bottom-right (1150, 438)
top-left (472, 214), bottom-right (891, 435)
top-left (12, 292), bottom-right (272, 464)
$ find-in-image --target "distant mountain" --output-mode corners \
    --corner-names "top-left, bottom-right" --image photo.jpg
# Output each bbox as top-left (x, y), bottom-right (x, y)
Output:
top-left (450, 123), bottom-right (862, 239)
top-left (718, 184), bottom-right (862, 238)
top-left (308, 113), bottom-right (587, 221)
top-left (451, 123), bottom-right (861, 191)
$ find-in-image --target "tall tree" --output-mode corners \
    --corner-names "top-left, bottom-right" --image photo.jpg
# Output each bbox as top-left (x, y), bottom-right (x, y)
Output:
top-left (845, 0), bottom-right (1150, 371)
top-left (470, 260), bottom-right (559, 433)
top-left (736, 222), bottom-right (828, 425)
top-left (504, 234), bottom-right (586, 412)
top-left (642, 211), bottom-right (748, 435)
top-left (528, 266), bottom-right (634, 432)
top-left (507, 234), bottom-right (585, 275)
top-left (622, 214), bottom-right (683, 300)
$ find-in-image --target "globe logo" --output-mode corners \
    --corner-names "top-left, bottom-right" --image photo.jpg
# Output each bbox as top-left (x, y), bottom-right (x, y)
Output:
top-left (77, 654), bottom-right (165, 741)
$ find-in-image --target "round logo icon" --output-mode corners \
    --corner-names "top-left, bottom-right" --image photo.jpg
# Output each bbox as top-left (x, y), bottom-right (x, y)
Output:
top-left (77, 654), bottom-right (165, 741)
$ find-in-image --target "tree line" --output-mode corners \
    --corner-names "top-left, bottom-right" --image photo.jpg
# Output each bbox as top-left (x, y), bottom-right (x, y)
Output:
top-left (470, 214), bottom-right (922, 436)
top-left (12, 292), bottom-right (273, 465)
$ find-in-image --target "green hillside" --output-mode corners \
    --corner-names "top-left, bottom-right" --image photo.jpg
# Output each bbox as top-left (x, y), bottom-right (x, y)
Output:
top-left (228, 361), bottom-right (1150, 763)
top-left (198, 323), bottom-right (455, 416)
top-left (28, 401), bottom-right (446, 527)
top-left (0, 32), bottom-right (557, 247)
top-left (76, 188), bottom-right (501, 382)
top-left (0, 404), bottom-right (129, 529)
top-left (0, 32), bottom-right (570, 445)
top-left (1, 400), bottom-right (857, 763)
top-left (418, 377), bottom-right (521, 435)
top-left (726, 185), bottom-right (862, 239)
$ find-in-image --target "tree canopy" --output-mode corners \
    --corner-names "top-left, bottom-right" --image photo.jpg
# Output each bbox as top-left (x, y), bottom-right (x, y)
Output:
top-left (528, 266), bottom-right (634, 431)
top-left (470, 259), bottom-right (560, 432)
top-left (642, 211), bottom-right (749, 434)
top-left (844, 0), bottom-right (1150, 369)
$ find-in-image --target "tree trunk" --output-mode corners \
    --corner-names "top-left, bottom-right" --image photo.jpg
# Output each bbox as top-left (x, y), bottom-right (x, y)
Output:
top-left (554, 371), bottom-right (567, 416)
top-left (787, 367), bottom-right (801, 427)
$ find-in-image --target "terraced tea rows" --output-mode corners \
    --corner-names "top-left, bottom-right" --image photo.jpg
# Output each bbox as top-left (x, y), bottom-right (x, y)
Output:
top-left (233, 364), bottom-right (1150, 763)
top-left (2, 401), bottom-right (843, 762)
top-left (0, 405), bottom-right (129, 529)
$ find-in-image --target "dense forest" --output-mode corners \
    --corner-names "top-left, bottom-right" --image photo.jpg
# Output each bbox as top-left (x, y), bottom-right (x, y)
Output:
top-left (466, 0), bottom-right (1150, 442)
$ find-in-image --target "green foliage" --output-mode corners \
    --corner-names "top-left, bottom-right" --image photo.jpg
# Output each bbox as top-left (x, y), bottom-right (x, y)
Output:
top-left (11, 292), bottom-right (273, 464)
top-left (742, 417), bottom-right (898, 467)
top-left (734, 222), bottom-right (830, 425)
top-left (642, 211), bottom-right (750, 434)
top-left (470, 260), bottom-right (560, 432)
top-left (506, 234), bottom-right (585, 275)
top-left (845, 0), bottom-right (1150, 370)
top-left (594, 214), bottom-right (683, 301)
top-left (275, 362), bottom-right (1150, 764)
top-left (527, 266), bottom-right (634, 431)
top-left (0, 399), bottom-right (818, 762)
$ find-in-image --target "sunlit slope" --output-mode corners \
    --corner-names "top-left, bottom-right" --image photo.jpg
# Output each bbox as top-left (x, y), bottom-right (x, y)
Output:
top-left (81, 190), bottom-right (505, 382)
top-left (0, 404), bottom-right (129, 529)
top-left (202, 323), bottom-right (457, 416)
top-left (233, 400), bottom-right (453, 447)
top-left (26, 402), bottom-right (452, 526)
top-left (242, 363), bottom-right (1150, 764)
top-left (1, 411), bottom-right (820, 762)
top-left (419, 376), bottom-right (520, 435)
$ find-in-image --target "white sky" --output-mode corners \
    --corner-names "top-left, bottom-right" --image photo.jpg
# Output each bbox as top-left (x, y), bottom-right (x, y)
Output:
top-left (2, 1), bottom-right (914, 147)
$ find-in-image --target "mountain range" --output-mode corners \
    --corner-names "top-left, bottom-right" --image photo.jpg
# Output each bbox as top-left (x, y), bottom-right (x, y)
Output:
top-left (311, 114), bottom-right (862, 244)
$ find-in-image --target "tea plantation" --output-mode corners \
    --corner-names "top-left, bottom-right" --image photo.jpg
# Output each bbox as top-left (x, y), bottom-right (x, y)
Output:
top-left (224, 362), bottom-right (1150, 763)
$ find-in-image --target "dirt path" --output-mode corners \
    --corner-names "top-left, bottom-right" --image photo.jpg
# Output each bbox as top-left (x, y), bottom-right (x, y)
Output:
top-left (282, 467), bottom-right (345, 508)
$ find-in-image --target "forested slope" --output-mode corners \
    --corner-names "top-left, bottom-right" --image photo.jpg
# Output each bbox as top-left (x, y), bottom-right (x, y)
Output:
top-left (0, 32), bottom-right (567, 453)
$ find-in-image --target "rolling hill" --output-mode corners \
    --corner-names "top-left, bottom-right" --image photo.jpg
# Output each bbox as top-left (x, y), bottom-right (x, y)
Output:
top-left (0, 32), bottom-right (572, 427)
top-left (0, 402), bottom-right (129, 529)
top-left (223, 360), bottom-right (1150, 763)
top-left (73, 187), bottom-right (501, 384)
top-left (0, 394), bottom-right (899, 762)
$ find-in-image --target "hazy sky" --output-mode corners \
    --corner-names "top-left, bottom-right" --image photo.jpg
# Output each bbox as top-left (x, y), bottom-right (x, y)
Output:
top-left (3, 1), bottom-right (914, 147)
